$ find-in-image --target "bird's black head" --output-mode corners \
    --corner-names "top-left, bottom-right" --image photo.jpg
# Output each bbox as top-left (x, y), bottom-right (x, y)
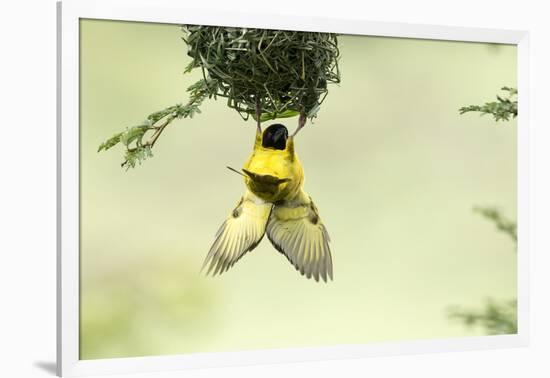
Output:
top-left (262, 124), bottom-right (288, 150)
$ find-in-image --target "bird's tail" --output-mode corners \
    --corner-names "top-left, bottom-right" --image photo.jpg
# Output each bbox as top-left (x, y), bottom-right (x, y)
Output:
top-left (226, 166), bottom-right (290, 185)
top-left (242, 168), bottom-right (291, 185)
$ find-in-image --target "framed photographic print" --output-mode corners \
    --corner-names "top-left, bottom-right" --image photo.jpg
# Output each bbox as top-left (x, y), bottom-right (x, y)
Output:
top-left (57, 0), bottom-right (529, 376)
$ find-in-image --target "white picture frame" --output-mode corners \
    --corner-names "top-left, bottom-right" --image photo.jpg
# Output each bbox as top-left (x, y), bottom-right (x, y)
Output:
top-left (57, 0), bottom-right (530, 376)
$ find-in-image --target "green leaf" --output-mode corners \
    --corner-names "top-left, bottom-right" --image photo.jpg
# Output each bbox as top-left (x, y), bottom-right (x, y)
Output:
top-left (119, 125), bottom-right (149, 147)
top-left (97, 132), bottom-right (124, 152)
top-left (122, 146), bottom-right (153, 170)
top-left (254, 109), bottom-right (300, 122)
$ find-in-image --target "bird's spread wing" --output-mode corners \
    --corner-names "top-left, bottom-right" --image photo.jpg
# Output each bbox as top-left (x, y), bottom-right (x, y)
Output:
top-left (266, 191), bottom-right (333, 282)
top-left (203, 191), bottom-right (272, 276)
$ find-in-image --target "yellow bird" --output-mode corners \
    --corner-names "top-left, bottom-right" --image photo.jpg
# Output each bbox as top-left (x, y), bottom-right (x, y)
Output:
top-left (203, 118), bottom-right (333, 282)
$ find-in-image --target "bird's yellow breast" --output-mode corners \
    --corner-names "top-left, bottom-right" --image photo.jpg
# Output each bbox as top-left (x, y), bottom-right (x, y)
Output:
top-left (243, 132), bottom-right (304, 202)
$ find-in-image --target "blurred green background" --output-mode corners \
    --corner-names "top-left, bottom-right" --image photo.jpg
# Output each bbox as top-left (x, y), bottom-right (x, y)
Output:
top-left (80, 19), bottom-right (517, 359)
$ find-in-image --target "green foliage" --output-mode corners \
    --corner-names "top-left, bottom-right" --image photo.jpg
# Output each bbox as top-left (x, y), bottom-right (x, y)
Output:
top-left (447, 207), bottom-right (517, 335)
top-left (448, 298), bottom-right (517, 335)
top-left (473, 206), bottom-right (517, 243)
top-left (459, 87), bottom-right (517, 122)
top-left (99, 26), bottom-right (341, 169)
top-left (98, 78), bottom-right (214, 169)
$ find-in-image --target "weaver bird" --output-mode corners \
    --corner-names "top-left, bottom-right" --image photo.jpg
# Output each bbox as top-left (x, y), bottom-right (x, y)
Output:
top-left (203, 115), bottom-right (333, 282)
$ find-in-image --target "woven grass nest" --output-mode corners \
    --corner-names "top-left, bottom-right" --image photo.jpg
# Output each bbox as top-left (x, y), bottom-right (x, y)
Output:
top-left (183, 25), bottom-right (341, 121)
